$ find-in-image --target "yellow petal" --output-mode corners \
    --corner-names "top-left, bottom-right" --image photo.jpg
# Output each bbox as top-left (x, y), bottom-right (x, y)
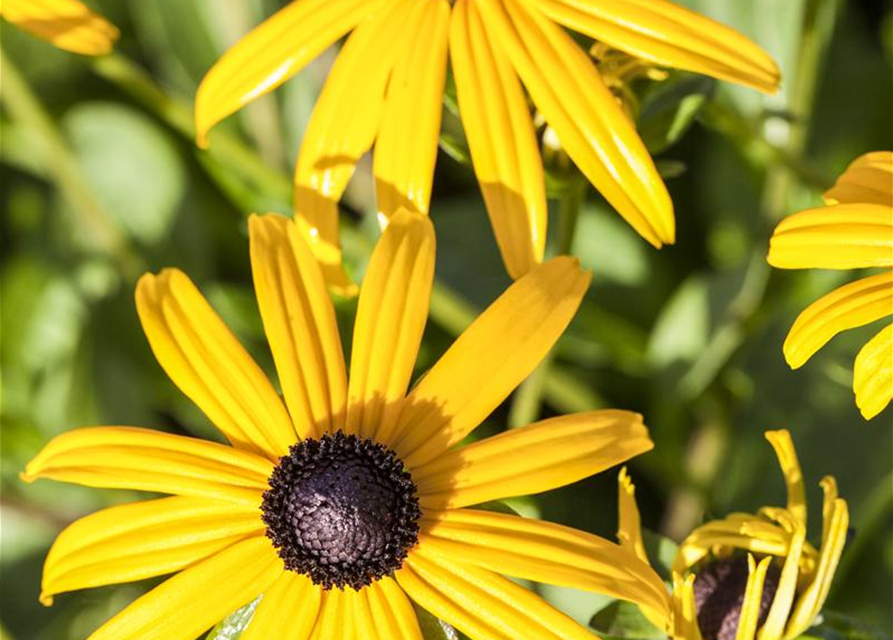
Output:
top-left (532, 0), bottom-right (779, 94)
top-left (450, 0), bottom-right (547, 279)
top-left (617, 468), bottom-right (649, 565)
top-left (311, 586), bottom-right (360, 640)
top-left (784, 489), bottom-right (848, 638)
top-left (249, 214), bottom-right (348, 438)
top-left (419, 509), bottom-right (670, 618)
top-left (242, 571), bottom-right (320, 640)
top-left (347, 210), bottom-right (435, 443)
top-left (397, 547), bottom-right (597, 640)
top-left (477, 0), bottom-right (674, 248)
top-left (360, 577), bottom-right (424, 640)
top-left (293, 0), bottom-right (412, 296)
top-left (41, 497), bottom-right (263, 606)
top-left (757, 513), bottom-right (805, 640)
top-left (737, 556), bottom-right (774, 640)
top-left (1, 0), bottom-right (118, 55)
top-left (136, 268), bottom-right (295, 459)
top-left (671, 573), bottom-right (704, 640)
top-left (85, 537), bottom-right (281, 640)
top-left (854, 324), bottom-right (893, 420)
top-left (413, 410), bottom-right (652, 508)
top-left (767, 204), bottom-right (893, 270)
top-left (22, 427), bottom-right (272, 507)
top-left (783, 271), bottom-right (893, 369)
top-left (373, 0), bottom-right (450, 217)
top-left (195, 0), bottom-right (386, 146)
top-left (390, 257), bottom-right (590, 467)
top-left (764, 430), bottom-right (807, 528)
top-left (673, 516), bottom-right (792, 575)
top-left (824, 151), bottom-right (893, 207)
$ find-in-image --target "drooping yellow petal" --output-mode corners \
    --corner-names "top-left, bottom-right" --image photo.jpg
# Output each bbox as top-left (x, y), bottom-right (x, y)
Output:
top-left (85, 537), bottom-right (281, 640)
top-left (390, 257), bottom-right (590, 467)
top-left (824, 151), bottom-right (893, 207)
top-left (136, 268), bottom-right (295, 459)
top-left (22, 427), bottom-right (272, 507)
top-left (737, 556), bottom-right (774, 640)
top-left (359, 577), bottom-right (424, 640)
top-left (673, 516), bottom-right (792, 575)
top-left (671, 573), bottom-right (704, 640)
top-left (373, 0), bottom-right (450, 218)
top-left (783, 271), bottom-right (893, 369)
top-left (531, 0), bottom-right (779, 94)
top-left (478, 0), bottom-right (674, 248)
top-left (413, 410), bottom-right (652, 508)
top-left (617, 468), bottom-right (649, 565)
top-left (194, 0), bottom-right (386, 146)
top-left (854, 324), bottom-right (893, 420)
top-left (758, 512), bottom-right (805, 640)
top-left (293, 0), bottom-right (413, 296)
top-left (347, 210), bottom-right (435, 443)
top-left (764, 430), bottom-right (807, 528)
top-left (41, 497), bottom-right (263, 606)
top-left (249, 214), bottom-right (348, 438)
top-left (419, 509), bottom-right (670, 618)
top-left (241, 571), bottom-right (320, 640)
top-left (784, 489), bottom-right (848, 639)
top-left (397, 547), bottom-right (597, 640)
top-left (450, 0), bottom-right (547, 279)
top-left (1, 0), bottom-right (118, 55)
top-left (767, 204), bottom-right (893, 270)
top-left (310, 586), bottom-right (359, 640)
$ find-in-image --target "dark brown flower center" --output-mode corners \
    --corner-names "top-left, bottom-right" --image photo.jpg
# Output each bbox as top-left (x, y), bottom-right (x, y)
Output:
top-left (261, 431), bottom-right (421, 590)
top-left (693, 555), bottom-right (782, 640)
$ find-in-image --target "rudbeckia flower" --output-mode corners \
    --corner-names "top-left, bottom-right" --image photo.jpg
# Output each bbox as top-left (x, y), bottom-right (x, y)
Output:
top-left (22, 208), bottom-right (668, 640)
top-left (195, 0), bottom-right (780, 293)
top-left (617, 429), bottom-right (849, 640)
top-left (768, 151), bottom-right (893, 420)
top-left (1, 0), bottom-right (118, 55)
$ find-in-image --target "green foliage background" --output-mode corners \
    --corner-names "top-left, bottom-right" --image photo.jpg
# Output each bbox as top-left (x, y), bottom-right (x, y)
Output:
top-left (1, 0), bottom-right (891, 638)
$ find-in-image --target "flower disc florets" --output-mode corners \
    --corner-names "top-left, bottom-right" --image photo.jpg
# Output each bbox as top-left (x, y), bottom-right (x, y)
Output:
top-left (693, 555), bottom-right (782, 640)
top-left (262, 431), bottom-right (421, 590)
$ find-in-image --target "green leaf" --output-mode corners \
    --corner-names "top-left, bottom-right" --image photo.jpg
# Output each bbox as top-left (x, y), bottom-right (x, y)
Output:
top-left (641, 529), bottom-right (680, 582)
top-left (637, 73), bottom-right (715, 154)
top-left (590, 601), bottom-right (666, 640)
top-left (415, 604), bottom-right (461, 640)
top-left (804, 611), bottom-right (893, 640)
top-left (205, 598), bottom-right (260, 640)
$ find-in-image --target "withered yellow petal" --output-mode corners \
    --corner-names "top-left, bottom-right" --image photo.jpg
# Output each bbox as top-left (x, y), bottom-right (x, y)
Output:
top-left (359, 577), bottom-right (424, 640)
top-left (854, 324), bottom-right (893, 420)
top-left (373, 0), bottom-right (450, 218)
top-left (136, 268), bottom-right (295, 459)
top-left (671, 573), bottom-right (704, 640)
top-left (758, 514), bottom-right (805, 640)
top-left (41, 497), bottom-right (263, 606)
top-left (768, 204), bottom-right (893, 270)
top-left (532, 0), bottom-right (779, 94)
top-left (293, 0), bottom-right (411, 296)
top-left (249, 214), bottom-right (348, 438)
top-left (673, 516), bottom-right (792, 575)
top-left (450, 0), bottom-right (547, 279)
top-left (413, 410), bottom-right (652, 508)
top-left (765, 430), bottom-right (807, 527)
top-left (617, 468), bottom-right (649, 565)
top-left (85, 537), bottom-right (281, 640)
top-left (241, 571), bottom-right (320, 640)
top-left (398, 548), bottom-right (596, 640)
top-left (824, 151), bottom-right (893, 207)
top-left (783, 272), bottom-right (893, 369)
top-left (347, 210), bottom-right (435, 443)
top-left (22, 427), bottom-right (272, 507)
top-left (419, 509), bottom-right (669, 617)
top-left (478, 0), bottom-right (674, 248)
top-left (737, 556), bottom-right (774, 640)
top-left (390, 257), bottom-right (590, 467)
top-left (195, 0), bottom-right (386, 146)
top-left (2, 0), bottom-right (118, 55)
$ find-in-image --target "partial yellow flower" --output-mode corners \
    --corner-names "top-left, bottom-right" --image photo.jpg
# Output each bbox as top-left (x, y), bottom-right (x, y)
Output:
top-left (0, 0), bottom-right (118, 55)
top-left (195, 0), bottom-right (779, 292)
top-left (768, 151), bottom-right (893, 420)
top-left (22, 208), bottom-right (667, 640)
top-left (618, 429), bottom-right (849, 640)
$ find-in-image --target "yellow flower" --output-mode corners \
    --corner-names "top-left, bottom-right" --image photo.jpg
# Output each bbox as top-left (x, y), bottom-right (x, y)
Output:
top-left (22, 208), bottom-right (667, 640)
top-left (768, 151), bottom-right (893, 420)
top-left (194, 0), bottom-right (779, 293)
top-left (0, 0), bottom-right (118, 55)
top-left (618, 429), bottom-right (849, 640)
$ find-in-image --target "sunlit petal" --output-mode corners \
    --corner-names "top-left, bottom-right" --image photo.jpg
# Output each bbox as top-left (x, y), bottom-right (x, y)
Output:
top-left (823, 151), bottom-right (893, 207)
top-left (737, 556), bottom-right (773, 640)
top-left (2, 0), bottom-right (118, 55)
top-left (853, 324), bottom-right (893, 420)
top-left (765, 430), bottom-right (807, 527)
top-left (241, 571), bottom-right (320, 640)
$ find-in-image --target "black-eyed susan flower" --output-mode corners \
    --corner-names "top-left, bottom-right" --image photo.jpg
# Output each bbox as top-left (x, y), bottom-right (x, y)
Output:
top-left (768, 151), bottom-right (893, 420)
top-left (194, 0), bottom-right (780, 292)
top-left (22, 208), bottom-right (669, 639)
top-left (1, 0), bottom-right (118, 55)
top-left (617, 429), bottom-right (849, 640)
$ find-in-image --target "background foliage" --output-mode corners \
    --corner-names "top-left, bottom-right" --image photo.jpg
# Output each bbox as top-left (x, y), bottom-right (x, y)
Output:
top-left (1, 0), bottom-right (891, 639)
